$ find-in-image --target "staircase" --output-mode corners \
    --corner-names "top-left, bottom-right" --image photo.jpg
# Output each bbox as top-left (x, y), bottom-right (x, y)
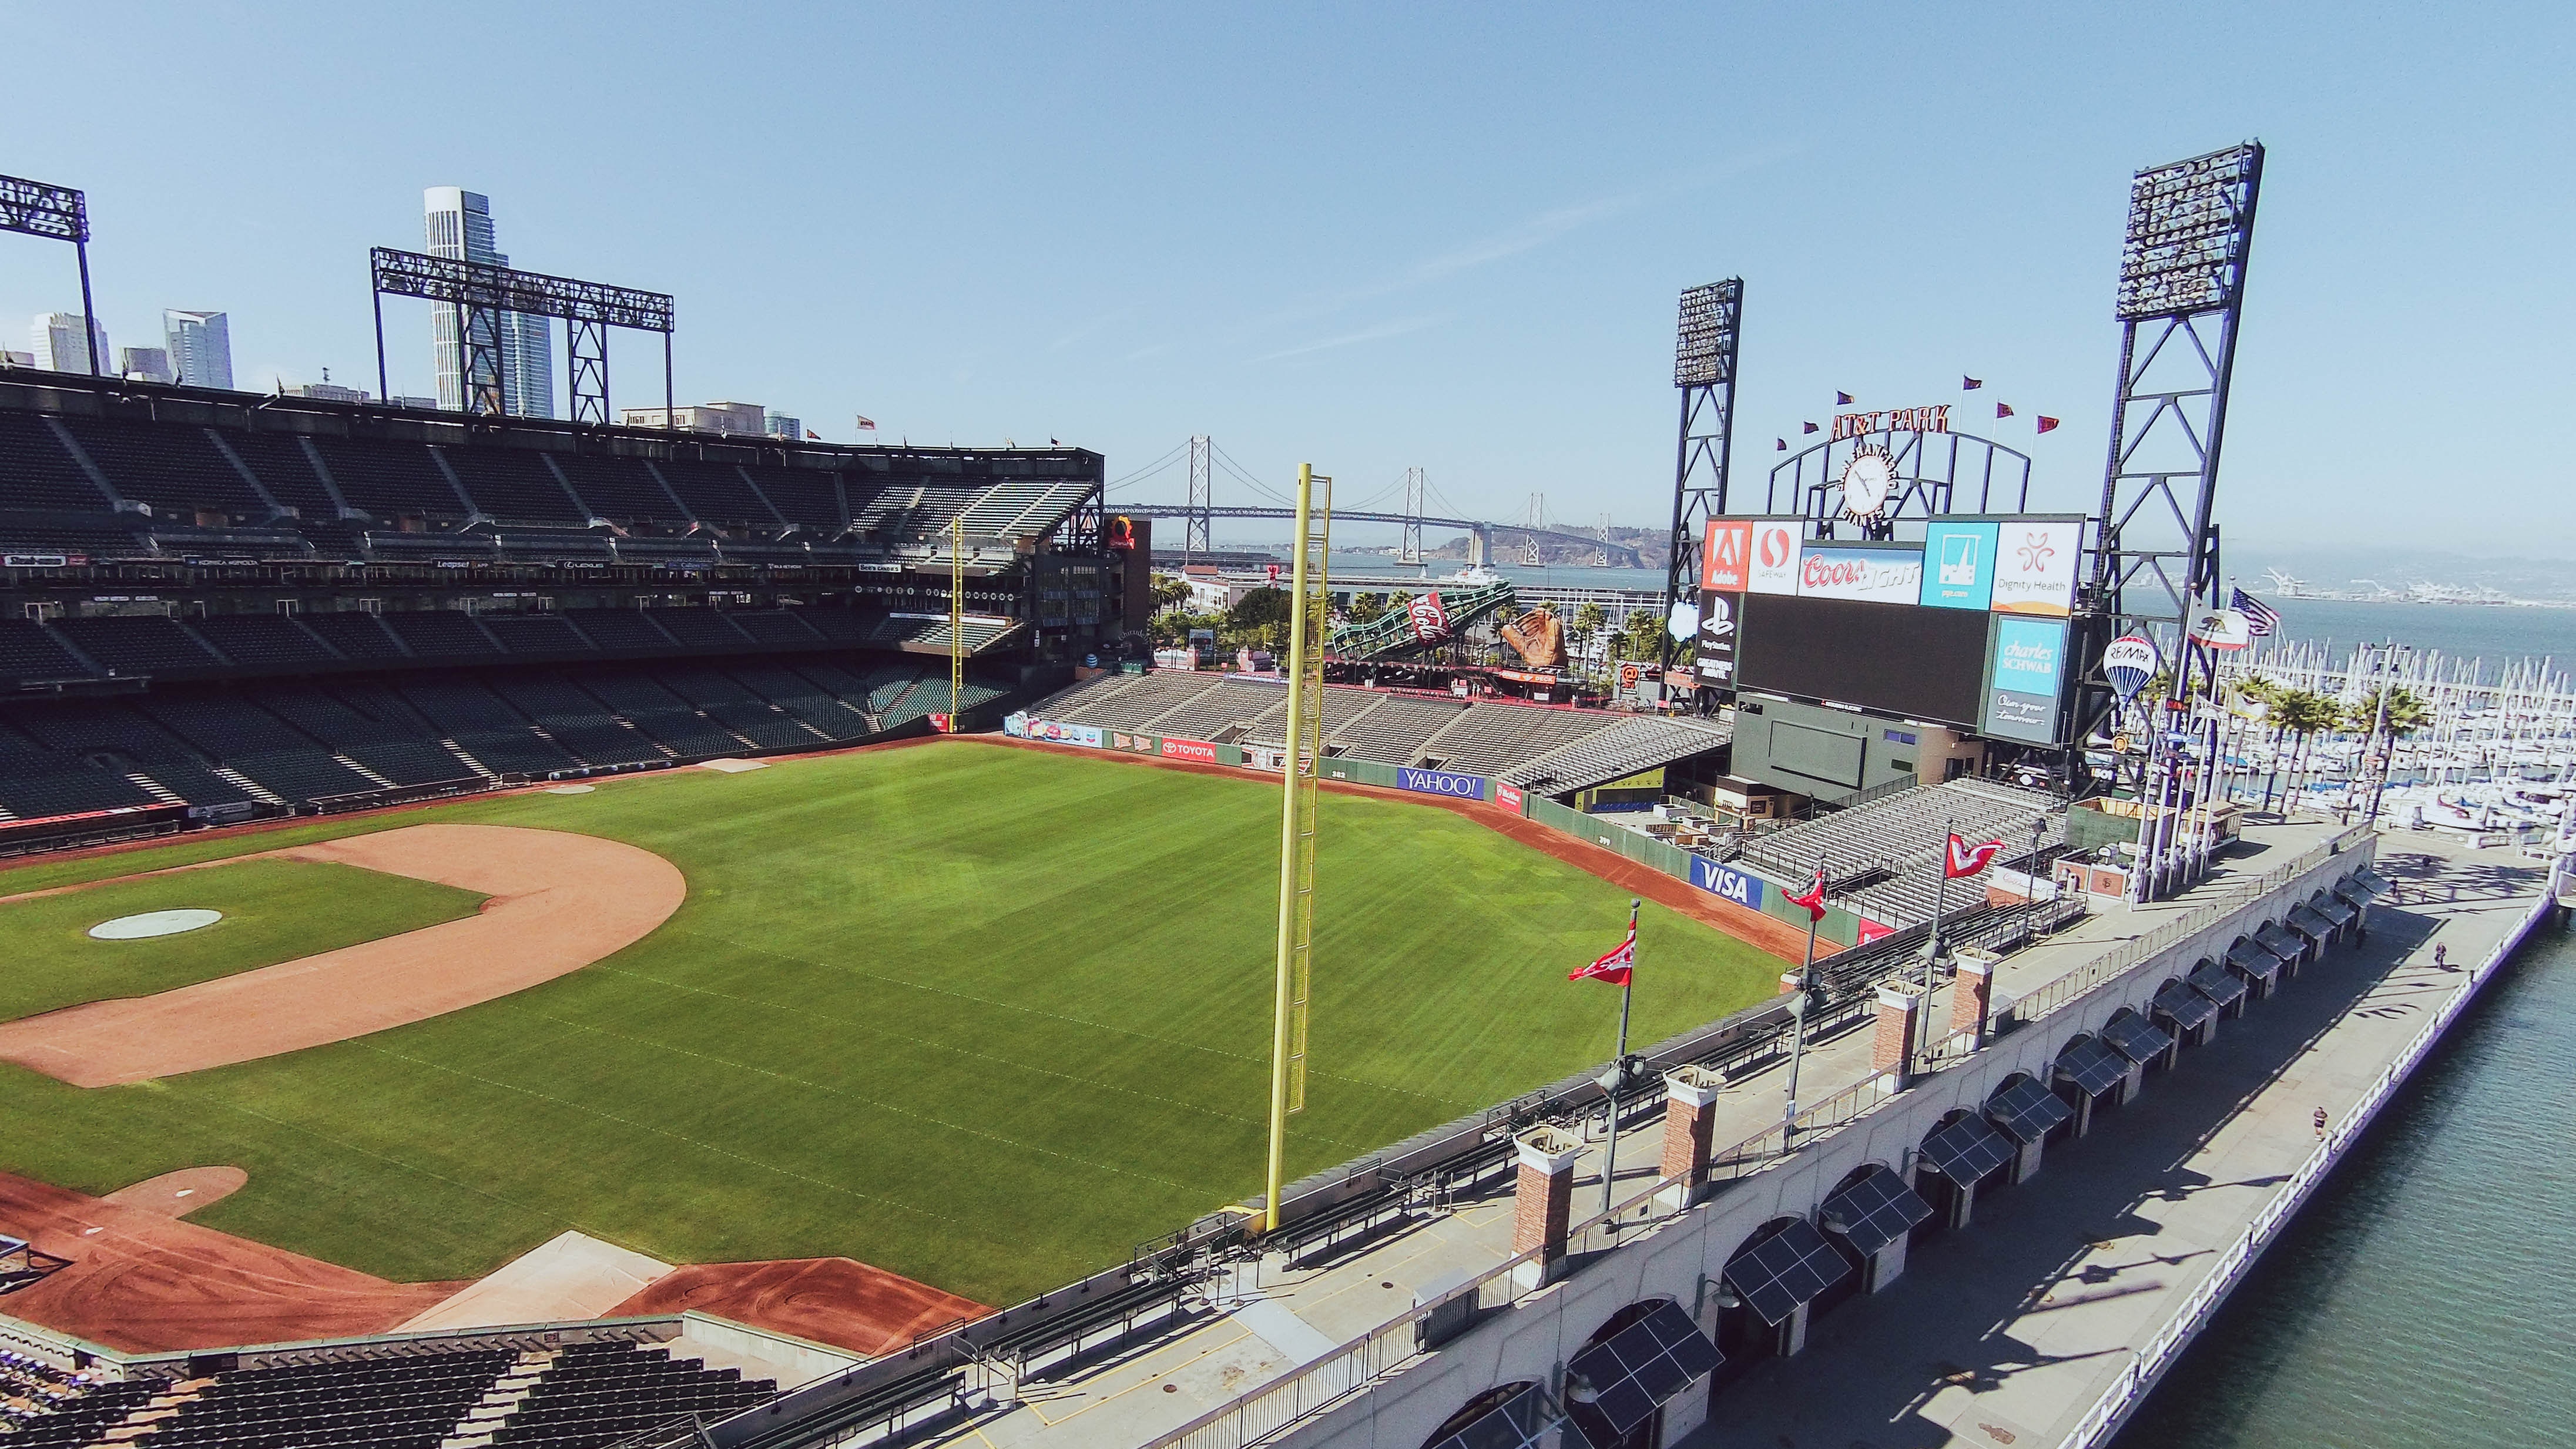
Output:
top-left (123, 772), bottom-right (185, 806)
top-left (212, 765), bottom-right (285, 806)
top-left (437, 1347), bottom-right (558, 1448)
top-left (334, 753), bottom-right (398, 789)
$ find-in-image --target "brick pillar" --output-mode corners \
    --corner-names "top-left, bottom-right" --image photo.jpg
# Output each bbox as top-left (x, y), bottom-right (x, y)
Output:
top-left (1510, 1126), bottom-right (1582, 1285)
top-left (1655, 1066), bottom-right (1723, 1210)
top-left (1873, 987), bottom-right (1920, 1089)
top-left (1950, 959), bottom-right (1995, 1044)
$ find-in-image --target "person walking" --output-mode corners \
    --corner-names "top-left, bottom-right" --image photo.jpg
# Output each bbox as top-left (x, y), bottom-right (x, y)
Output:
top-left (2313, 1106), bottom-right (2329, 1139)
top-left (2434, 942), bottom-right (2449, 971)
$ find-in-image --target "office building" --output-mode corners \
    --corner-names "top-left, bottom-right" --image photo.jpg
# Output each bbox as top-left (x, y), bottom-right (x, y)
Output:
top-left (766, 412), bottom-right (803, 438)
top-left (29, 314), bottom-right (108, 374)
top-left (163, 310), bottom-right (234, 389)
top-left (423, 187), bottom-right (554, 418)
top-left (118, 346), bottom-right (176, 384)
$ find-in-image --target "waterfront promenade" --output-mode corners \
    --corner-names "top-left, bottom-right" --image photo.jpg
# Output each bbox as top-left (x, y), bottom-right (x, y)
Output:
top-left (1682, 831), bottom-right (2558, 1449)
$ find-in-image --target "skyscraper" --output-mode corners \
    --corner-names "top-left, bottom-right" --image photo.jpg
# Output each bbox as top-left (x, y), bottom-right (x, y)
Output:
top-left (29, 313), bottom-right (108, 374)
top-left (422, 187), bottom-right (554, 418)
top-left (163, 310), bottom-right (234, 389)
top-left (118, 346), bottom-right (175, 384)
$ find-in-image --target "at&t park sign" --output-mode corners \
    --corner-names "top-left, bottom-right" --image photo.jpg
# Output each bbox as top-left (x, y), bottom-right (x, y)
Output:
top-left (1830, 405), bottom-right (1951, 441)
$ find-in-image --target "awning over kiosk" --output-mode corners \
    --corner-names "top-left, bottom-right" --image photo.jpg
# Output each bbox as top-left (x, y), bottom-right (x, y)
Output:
top-left (2152, 981), bottom-right (2219, 1032)
top-left (2288, 905), bottom-right (2337, 941)
top-left (1428, 1381), bottom-right (1565, 1449)
top-left (1985, 1076), bottom-right (2075, 1144)
top-left (2354, 867), bottom-right (2394, 895)
top-left (2225, 941), bottom-right (2283, 984)
top-left (1819, 1165), bottom-right (1935, 1257)
top-left (2188, 962), bottom-right (2250, 1008)
top-left (2255, 925), bottom-right (2307, 961)
top-left (1721, 1219), bottom-right (1853, 1326)
top-left (1919, 1114), bottom-right (2017, 1189)
top-left (2055, 1036), bottom-right (2131, 1096)
top-left (2317, 896), bottom-right (2359, 928)
top-left (2100, 1011), bottom-right (2176, 1064)
top-left (1564, 1300), bottom-right (1723, 1443)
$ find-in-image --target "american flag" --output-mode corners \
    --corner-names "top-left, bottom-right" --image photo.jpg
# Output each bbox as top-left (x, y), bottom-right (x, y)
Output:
top-left (2229, 586), bottom-right (2280, 636)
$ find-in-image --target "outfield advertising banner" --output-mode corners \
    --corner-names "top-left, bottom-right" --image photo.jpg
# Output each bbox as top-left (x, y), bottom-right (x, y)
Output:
top-left (1796, 544), bottom-right (1924, 604)
top-left (1984, 615), bottom-right (2070, 744)
top-left (1689, 856), bottom-right (1766, 910)
top-left (1918, 519), bottom-right (2000, 610)
top-left (1700, 518), bottom-right (1753, 591)
top-left (1695, 589), bottom-right (1740, 685)
top-left (1991, 518), bottom-right (2081, 618)
top-left (1160, 737), bottom-right (1220, 763)
top-left (1396, 767), bottom-right (1487, 800)
top-left (1021, 718), bottom-right (1105, 748)
top-left (1494, 782), bottom-right (1525, 813)
top-left (1109, 731), bottom-right (1159, 755)
top-left (1747, 518), bottom-right (1803, 596)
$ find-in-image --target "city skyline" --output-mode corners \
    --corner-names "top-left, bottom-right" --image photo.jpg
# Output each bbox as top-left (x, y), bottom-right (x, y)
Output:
top-left (0, 5), bottom-right (2566, 552)
top-left (423, 186), bottom-right (552, 420)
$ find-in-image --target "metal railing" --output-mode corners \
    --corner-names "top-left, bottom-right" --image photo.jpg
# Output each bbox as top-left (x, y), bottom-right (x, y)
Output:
top-left (2005, 826), bottom-right (2370, 1026)
top-left (2051, 881), bottom-right (2557, 1449)
top-left (1141, 829), bottom-right (2374, 1449)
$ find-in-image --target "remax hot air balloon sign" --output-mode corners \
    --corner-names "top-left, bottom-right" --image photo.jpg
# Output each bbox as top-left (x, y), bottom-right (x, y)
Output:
top-left (2103, 634), bottom-right (2158, 701)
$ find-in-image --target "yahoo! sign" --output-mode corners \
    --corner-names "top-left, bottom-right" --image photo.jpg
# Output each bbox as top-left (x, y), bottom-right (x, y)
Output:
top-left (1396, 767), bottom-right (1486, 800)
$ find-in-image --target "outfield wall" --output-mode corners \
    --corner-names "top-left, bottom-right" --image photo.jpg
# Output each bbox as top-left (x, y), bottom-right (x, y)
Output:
top-left (1001, 712), bottom-right (1867, 948)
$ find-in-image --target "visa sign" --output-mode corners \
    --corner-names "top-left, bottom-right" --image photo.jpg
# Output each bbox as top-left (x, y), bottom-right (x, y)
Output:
top-left (1690, 857), bottom-right (1766, 909)
top-left (1396, 767), bottom-right (1486, 800)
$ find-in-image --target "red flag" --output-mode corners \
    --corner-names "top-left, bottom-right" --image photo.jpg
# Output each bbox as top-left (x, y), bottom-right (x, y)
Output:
top-left (1569, 924), bottom-right (1636, 986)
top-left (854, 414), bottom-right (878, 431)
top-left (806, 429), bottom-right (822, 440)
top-left (1802, 421), bottom-right (1819, 434)
top-left (2035, 415), bottom-right (2061, 434)
top-left (1775, 438), bottom-right (1787, 451)
top-left (1788, 868), bottom-right (1827, 923)
top-left (1945, 833), bottom-right (2005, 878)
top-left (1962, 376), bottom-right (1983, 390)
top-left (1835, 391), bottom-right (1854, 405)
top-left (1995, 402), bottom-right (2015, 420)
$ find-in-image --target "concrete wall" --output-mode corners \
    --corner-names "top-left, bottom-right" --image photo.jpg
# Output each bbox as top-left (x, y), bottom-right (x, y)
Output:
top-left (1268, 837), bottom-right (2377, 1449)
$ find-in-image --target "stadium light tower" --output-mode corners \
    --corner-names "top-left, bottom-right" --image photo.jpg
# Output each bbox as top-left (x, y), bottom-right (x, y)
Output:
top-left (370, 247), bottom-right (673, 424)
top-left (2084, 142), bottom-right (2263, 891)
top-left (0, 174), bottom-right (101, 375)
top-left (1661, 280), bottom-right (1743, 685)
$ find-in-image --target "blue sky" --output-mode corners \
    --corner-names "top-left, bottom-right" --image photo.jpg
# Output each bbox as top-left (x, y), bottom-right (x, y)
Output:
top-left (3, 2), bottom-right (2567, 553)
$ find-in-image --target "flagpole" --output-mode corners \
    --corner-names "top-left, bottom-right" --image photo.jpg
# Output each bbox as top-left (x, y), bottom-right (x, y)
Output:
top-left (1924, 817), bottom-right (1953, 999)
top-left (1601, 897), bottom-right (1638, 1217)
top-left (1783, 867), bottom-right (1822, 1133)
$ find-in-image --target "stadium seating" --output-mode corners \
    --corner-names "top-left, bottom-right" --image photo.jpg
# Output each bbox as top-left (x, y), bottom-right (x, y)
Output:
top-left (480, 612), bottom-right (598, 658)
top-left (380, 611), bottom-right (504, 659)
top-left (395, 677), bottom-right (581, 776)
top-left (51, 615), bottom-right (222, 675)
top-left (572, 671), bottom-right (747, 757)
top-left (54, 415), bottom-right (268, 522)
top-left (487, 675), bottom-right (675, 767)
top-left (1742, 778), bottom-right (2066, 926)
top-left (722, 662), bottom-right (873, 740)
top-left (0, 716), bottom-right (157, 819)
top-left (658, 666), bottom-right (827, 749)
top-left (1504, 715), bottom-right (1734, 794)
top-left (190, 612), bottom-right (338, 668)
top-left (13, 702), bottom-right (260, 807)
top-left (301, 610), bottom-right (410, 661)
top-left (0, 619), bottom-right (91, 683)
top-left (1324, 692), bottom-right (1465, 764)
top-left (491, 1341), bottom-right (777, 1449)
top-left (146, 693), bottom-right (380, 801)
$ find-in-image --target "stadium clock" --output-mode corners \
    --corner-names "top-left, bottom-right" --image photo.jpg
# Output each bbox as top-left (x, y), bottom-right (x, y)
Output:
top-left (1838, 444), bottom-right (1899, 522)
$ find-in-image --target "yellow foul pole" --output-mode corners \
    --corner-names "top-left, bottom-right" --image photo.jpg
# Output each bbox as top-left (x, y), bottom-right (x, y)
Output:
top-left (948, 515), bottom-right (965, 722)
top-left (1264, 463), bottom-right (1329, 1232)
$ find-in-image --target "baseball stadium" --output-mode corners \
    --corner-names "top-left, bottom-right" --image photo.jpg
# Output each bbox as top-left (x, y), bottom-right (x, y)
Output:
top-left (0, 143), bottom-right (2339, 1449)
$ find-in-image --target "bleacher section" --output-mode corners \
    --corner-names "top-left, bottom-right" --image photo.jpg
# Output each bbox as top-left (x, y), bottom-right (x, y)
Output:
top-left (0, 1340), bottom-right (781, 1449)
top-left (1740, 778), bottom-right (2067, 927)
top-left (1025, 676), bottom-right (1731, 790)
top-left (0, 381), bottom-right (1099, 567)
top-left (0, 653), bottom-right (1010, 824)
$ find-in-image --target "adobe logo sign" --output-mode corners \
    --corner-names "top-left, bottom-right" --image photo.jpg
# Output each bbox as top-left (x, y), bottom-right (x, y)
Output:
top-left (1700, 519), bottom-right (1752, 591)
top-left (1748, 521), bottom-right (1803, 595)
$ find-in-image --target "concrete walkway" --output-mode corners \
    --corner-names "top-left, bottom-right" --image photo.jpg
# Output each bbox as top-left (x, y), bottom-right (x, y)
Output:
top-left (1678, 831), bottom-right (2555, 1449)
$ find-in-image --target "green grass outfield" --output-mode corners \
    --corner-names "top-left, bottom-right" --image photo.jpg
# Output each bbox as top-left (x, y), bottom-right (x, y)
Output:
top-left (0, 742), bottom-right (1784, 1306)
top-left (0, 859), bottom-right (487, 1022)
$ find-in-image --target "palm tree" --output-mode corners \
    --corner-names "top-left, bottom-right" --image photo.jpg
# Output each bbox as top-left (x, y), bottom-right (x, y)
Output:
top-left (2344, 683), bottom-right (2431, 820)
top-left (2275, 690), bottom-right (2339, 816)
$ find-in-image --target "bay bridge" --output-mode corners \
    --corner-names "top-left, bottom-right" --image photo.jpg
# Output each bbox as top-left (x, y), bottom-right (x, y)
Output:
top-left (1107, 435), bottom-right (1645, 566)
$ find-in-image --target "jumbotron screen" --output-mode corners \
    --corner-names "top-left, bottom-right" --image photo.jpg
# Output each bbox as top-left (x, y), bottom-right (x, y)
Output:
top-left (1735, 593), bottom-right (1989, 726)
